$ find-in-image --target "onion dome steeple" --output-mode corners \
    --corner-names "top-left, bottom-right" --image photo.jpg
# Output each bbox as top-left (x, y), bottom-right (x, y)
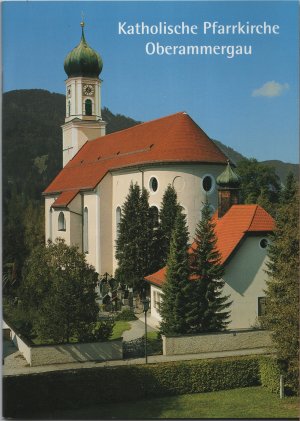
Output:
top-left (64, 21), bottom-right (103, 78)
top-left (216, 160), bottom-right (241, 188)
top-left (217, 160), bottom-right (241, 218)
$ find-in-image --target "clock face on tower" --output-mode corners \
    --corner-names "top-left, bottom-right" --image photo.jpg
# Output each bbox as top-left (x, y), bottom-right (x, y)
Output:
top-left (83, 84), bottom-right (94, 96)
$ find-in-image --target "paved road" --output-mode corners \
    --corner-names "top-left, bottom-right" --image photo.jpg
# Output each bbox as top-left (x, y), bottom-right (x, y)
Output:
top-left (3, 347), bottom-right (273, 377)
top-left (122, 319), bottom-right (156, 341)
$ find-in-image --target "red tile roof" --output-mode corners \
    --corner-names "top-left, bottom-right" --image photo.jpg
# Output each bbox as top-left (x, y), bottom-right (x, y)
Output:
top-left (145, 204), bottom-right (275, 287)
top-left (52, 189), bottom-right (80, 208)
top-left (44, 112), bottom-right (228, 205)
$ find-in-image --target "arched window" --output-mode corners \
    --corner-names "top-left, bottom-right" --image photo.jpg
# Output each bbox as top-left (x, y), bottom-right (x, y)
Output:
top-left (83, 207), bottom-right (89, 253)
top-left (58, 212), bottom-right (66, 231)
top-left (85, 99), bottom-right (92, 116)
top-left (116, 207), bottom-right (121, 238)
top-left (49, 208), bottom-right (53, 240)
top-left (68, 100), bottom-right (71, 117)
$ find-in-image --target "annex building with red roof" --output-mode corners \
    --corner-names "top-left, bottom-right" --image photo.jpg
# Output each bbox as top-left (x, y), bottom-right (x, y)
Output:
top-left (145, 203), bottom-right (275, 329)
top-left (44, 23), bottom-right (275, 329)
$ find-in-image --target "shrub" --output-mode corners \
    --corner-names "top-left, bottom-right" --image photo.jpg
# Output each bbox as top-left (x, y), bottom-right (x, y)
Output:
top-left (259, 356), bottom-right (298, 396)
top-left (259, 356), bottom-right (281, 394)
top-left (115, 308), bottom-right (137, 321)
top-left (77, 319), bottom-right (115, 343)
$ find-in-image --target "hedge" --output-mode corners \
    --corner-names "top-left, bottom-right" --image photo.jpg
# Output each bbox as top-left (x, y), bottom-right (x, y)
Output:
top-left (259, 356), bottom-right (281, 394)
top-left (3, 356), bottom-right (260, 418)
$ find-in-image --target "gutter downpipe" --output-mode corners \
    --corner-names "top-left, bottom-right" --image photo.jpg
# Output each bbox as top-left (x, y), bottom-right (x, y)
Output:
top-left (137, 168), bottom-right (145, 189)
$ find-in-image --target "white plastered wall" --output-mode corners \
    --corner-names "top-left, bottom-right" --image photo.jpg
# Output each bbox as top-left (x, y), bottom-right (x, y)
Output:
top-left (99, 173), bottom-right (113, 275)
top-left (150, 284), bottom-right (163, 322)
top-left (45, 196), bottom-right (57, 242)
top-left (82, 191), bottom-right (99, 272)
top-left (68, 194), bottom-right (82, 250)
top-left (149, 235), bottom-right (270, 330)
top-left (62, 122), bottom-right (106, 167)
top-left (65, 77), bottom-right (101, 120)
top-left (223, 235), bottom-right (269, 329)
top-left (45, 194), bottom-right (82, 249)
top-left (111, 163), bottom-right (226, 273)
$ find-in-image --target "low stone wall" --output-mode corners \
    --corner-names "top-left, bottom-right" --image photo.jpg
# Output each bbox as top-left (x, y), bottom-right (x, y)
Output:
top-left (30, 339), bottom-right (123, 366)
top-left (162, 329), bottom-right (273, 356)
top-left (3, 320), bottom-right (32, 364)
top-left (3, 320), bottom-right (123, 366)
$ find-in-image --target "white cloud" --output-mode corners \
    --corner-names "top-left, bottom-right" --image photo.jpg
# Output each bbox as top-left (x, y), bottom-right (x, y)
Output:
top-left (252, 81), bottom-right (289, 98)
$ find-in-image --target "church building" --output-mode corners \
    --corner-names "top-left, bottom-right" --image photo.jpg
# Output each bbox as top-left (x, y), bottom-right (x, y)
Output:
top-left (44, 23), bottom-right (274, 329)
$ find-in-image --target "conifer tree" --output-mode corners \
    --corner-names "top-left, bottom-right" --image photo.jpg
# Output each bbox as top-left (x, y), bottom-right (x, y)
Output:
top-left (157, 185), bottom-right (181, 267)
top-left (148, 205), bottom-right (161, 275)
top-left (137, 187), bottom-right (152, 280)
top-left (159, 207), bottom-right (191, 335)
top-left (115, 183), bottom-right (153, 295)
top-left (264, 176), bottom-right (299, 393)
top-left (280, 171), bottom-right (297, 203)
top-left (186, 202), bottom-right (231, 333)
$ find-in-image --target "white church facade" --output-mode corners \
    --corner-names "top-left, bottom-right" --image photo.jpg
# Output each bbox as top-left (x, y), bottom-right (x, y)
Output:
top-left (44, 23), bottom-right (274, 329)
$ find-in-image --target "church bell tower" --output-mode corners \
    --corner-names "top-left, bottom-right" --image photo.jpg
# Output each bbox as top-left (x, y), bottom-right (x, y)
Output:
top-left (62, 21), bottom-right (106, 167)
top-left (216, 160), bottom-right (241, 218)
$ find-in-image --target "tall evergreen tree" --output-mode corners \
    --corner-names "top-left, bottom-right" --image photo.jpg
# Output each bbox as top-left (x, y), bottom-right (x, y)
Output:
top-left (264, 177), bottom-right (299, 393)
top-left (280, 171), bottom-right (297, 203)
top-left (137, 187), bottom-right (152, 281)
top-left (186, 202), bottom-right (231, 333)
top-left (115, 183), bottom-right (154, 295)
top-left (159, 207), bottom-right (191, 335)
top-left (157, 185), bottom-right (181, 267)
top-left (148, 205), bottom-right (162, 274)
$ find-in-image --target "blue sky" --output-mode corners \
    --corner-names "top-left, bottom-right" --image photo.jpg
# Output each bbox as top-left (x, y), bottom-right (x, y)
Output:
top-left (2, 1), bottom-right (299, 163)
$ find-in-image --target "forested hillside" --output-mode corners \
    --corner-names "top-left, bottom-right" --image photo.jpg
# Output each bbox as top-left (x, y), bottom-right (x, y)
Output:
top-left (3, 90), bottom-right (141, 201)
top-left (3, 89), bottom-right (297, 201)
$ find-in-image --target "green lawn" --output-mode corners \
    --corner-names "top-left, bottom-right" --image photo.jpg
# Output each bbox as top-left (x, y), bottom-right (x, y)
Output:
top-left (110, 320), bottom-right (131, 339)
top-left (38, 386), bottom-right (299, 419)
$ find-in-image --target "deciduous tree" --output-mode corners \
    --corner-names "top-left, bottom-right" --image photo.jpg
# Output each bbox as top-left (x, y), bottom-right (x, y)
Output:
top-left (237, 158), bottom-right (281, 207)
top-left (21, 239), bottom-right (109, 343)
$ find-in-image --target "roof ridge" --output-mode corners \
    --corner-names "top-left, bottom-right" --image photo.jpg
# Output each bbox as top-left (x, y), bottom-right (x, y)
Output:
top-left (90, 111), bottom-right (187, 143)
top-left (246, 204), bottom-right (259, 232)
